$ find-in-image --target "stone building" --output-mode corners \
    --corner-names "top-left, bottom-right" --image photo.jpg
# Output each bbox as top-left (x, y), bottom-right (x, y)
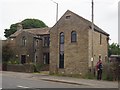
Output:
top-left (3, 10), bottom-right (109, 75)
top-left (50, 10), bottom-right (109, 76)
top-left (6, 25), bottom-right (50, 69)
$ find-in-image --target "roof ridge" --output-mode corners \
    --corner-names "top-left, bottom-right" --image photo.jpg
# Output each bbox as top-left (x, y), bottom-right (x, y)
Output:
top-left (9, 27), bottom-right (50, 38)
top-left (23, 27), bottom-right (50, 31)
top-left (66, 10), bottom-right (109, 36)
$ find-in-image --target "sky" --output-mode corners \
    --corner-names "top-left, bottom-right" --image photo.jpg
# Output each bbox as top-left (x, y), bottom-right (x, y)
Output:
top-left (0, 0), bottom-right (119, 44)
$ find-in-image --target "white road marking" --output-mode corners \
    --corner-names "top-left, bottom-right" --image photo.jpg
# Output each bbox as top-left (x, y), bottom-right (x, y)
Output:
top-left (17, 85), bottom-right (30, 88)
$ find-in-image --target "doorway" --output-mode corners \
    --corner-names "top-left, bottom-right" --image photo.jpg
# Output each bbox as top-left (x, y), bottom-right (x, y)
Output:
top-left (21, 55), bottom-right (26, 64)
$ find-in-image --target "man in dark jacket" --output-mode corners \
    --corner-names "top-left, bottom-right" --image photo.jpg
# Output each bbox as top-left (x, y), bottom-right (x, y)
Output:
top-left (96, 59), bottom-right (103, 80)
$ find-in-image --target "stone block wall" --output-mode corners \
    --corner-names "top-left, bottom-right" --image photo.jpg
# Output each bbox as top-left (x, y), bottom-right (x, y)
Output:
top-left (6, 64), bottom-right (34, 73)
top-left (88, 29), bottom-right (109, 67)
top-left (50, 10), bottom-right (89, 76)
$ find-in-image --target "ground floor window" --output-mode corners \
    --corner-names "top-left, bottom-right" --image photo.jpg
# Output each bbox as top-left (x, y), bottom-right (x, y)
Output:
top-left (21, 55), bottom-right (26, 64)
top-left (59, 52), bottom-right (64, 68)
top-left (43, 53), bottom-right (49, 64)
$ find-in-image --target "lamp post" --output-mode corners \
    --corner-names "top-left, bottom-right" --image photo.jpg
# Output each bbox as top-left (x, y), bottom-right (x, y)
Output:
top-left (51, 0), bottom-right (58, 22)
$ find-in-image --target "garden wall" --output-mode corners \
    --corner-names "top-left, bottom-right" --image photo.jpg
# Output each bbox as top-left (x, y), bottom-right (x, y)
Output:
top-left (4, 64), bottom-right (49, 73)
top-left (6, 64), bottom-right (34, 73)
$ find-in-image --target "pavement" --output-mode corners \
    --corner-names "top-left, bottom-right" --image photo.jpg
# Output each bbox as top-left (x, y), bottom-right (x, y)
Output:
top-left (2, 71), bottom-right (119, 88)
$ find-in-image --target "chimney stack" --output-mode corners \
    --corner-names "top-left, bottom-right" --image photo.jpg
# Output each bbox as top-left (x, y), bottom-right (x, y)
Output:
top-left (17, 23), bottom-right (23, 31)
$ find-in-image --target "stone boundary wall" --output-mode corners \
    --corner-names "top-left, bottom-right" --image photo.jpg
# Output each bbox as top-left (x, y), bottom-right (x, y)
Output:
top-left (6, 64), bottom-right (34, 73)
top-left (3, 64), bottom-right (49, 73)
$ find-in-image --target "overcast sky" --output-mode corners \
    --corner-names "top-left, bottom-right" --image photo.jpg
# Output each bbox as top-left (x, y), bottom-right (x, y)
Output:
top-left (0, 0), bottom-right (119, 44)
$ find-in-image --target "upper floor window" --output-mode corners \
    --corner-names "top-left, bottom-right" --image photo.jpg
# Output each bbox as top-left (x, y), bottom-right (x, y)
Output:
top-left (36, 40), bottom-right (39, 46)
top-left (66, 15), bottom-right (71, 19)
top-left (44, 37), bottom-right (50, 47)
top-left (106, 37), bottom-right (109, 44)
top-left (22, 36), bottom-right (26, 46)
top-left (100, 34), bottom-right (102, 45)
top-left (60, 32), bottom-right (64, 44)
top-left (71, 31), bottom-right (77, 42)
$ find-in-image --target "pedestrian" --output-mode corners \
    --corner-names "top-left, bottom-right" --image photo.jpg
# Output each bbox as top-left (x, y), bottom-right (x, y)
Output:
top-left (96, 57), bottom-right (103, 80)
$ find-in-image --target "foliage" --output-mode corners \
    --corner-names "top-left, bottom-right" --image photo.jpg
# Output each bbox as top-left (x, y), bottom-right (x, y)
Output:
top-left (34, 64), bottom-right (44, 72)
top-left (4, 24), bottom-right (18, 38)
top-left (102, 63), bottom-right (119, 81)
top-left (85, 73), bottom-right (96, 79)
top-left (102, 69), bottom-right (113, 81)
top-left (2, 44), bottom-right (14, 63)
top-left (7, 58), bottom-right (20, 64)
top-left (4, 18), bottom-right (48, 38)
top-left (21, 19), bottom-right (47, 29)
top-left (108, 43), bottom-right (120, 57)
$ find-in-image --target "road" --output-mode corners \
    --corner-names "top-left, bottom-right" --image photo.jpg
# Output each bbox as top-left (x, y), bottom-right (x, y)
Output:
top-left (2, 72), bottom-right (91, 89)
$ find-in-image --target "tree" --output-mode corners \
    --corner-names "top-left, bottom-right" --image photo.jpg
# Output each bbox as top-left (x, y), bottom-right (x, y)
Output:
top-left (4, 19), bottom-right (48, 38)
top-left (4, 24), bottom-right (18, 38)
top-left (21, 19), bottom-right (47, 29)
top-left (108, 43), bottom-right (120, 57)
top-left (2, 44), bottom-right (14, 63)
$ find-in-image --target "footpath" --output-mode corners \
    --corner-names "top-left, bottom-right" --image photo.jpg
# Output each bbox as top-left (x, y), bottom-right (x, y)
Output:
top-left (2, 71), bottom-right (118, 88)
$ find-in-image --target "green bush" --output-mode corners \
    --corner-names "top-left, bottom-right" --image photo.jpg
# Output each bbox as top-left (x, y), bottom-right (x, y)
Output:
top-left (102, 69), bottom-right (113, 81)
top-left (85, 73), bottom-right (96, 79)
top-left (7, 58), bottom-right (20, 64)
top-left (34, 64), bottom-right (44, 72)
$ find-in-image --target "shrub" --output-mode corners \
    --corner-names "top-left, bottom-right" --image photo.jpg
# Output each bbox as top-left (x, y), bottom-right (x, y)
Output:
top-left (34, 64), bottom-right (44, 72)
top-left (7, 58), bottom-right (20, 64)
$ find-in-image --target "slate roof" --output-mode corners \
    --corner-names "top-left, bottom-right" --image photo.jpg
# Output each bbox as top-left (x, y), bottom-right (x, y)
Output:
top-left (10, 30), bottom-right (22, 38)
top-left (9, 27), bottom-right (50, 38)
top-left (24, 27), bottom-right (50, 35)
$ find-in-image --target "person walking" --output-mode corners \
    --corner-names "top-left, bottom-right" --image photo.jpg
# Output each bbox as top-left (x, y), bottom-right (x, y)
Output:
top-left (96, 57), bottom-right (103, 80)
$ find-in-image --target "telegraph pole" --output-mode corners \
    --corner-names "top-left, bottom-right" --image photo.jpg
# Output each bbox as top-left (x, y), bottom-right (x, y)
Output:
top-left (91, 0), bottom-right (94, 75)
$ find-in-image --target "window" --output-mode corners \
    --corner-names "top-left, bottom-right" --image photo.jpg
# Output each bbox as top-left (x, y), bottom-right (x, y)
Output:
top-left (66, 15), bottom-right (71, 19)
top-left (22, 36), bottom-right (26, 46)
top-left (43, 53), bottom-right (49, 64)
top-left (100, 34), bottom-right (102, 45)
top-left (43, 37), bottom-right (50, 47)
top-left (71, 31), bottom-right (77, 42)
top-left (59, 32), bottom-right (64, 68)
top-left (34, 52), bottom-right (37, 63)
top-left (60, 32), bottom-right (64, 44)
top-left (36, 40), bottom-right (39, 46)
top-left (59, 52), bottom-right (64, 68)
top-left (99, 55), bottom-right (101, 60)
top-left (106, 37), bottom-right (109, 43)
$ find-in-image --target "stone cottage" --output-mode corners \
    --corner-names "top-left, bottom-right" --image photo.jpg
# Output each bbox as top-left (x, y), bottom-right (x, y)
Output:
top-left (6, 24), bottom-right (50, 70)
top-left (50, 10), bottom-right (109, 76)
